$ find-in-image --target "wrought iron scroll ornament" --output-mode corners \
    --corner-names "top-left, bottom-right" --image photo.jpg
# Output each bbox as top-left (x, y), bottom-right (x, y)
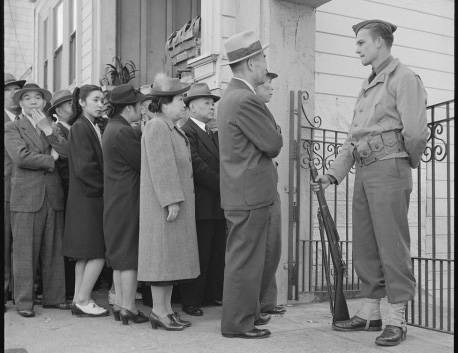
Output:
top-left (422, 121), bottom-right (448, 163)
top-left (299, 90), bottom-right (322, 128)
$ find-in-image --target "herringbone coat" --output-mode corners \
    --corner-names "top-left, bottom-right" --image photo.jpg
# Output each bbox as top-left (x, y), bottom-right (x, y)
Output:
top-left (137, 117), bottom-right (199, 282)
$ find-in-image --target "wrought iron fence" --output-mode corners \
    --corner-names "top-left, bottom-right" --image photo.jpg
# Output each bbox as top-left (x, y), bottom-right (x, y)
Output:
top-left (288, 90), bottom-right (454, 334)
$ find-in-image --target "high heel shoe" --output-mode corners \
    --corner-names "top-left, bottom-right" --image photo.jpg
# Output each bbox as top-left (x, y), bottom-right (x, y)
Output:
top-left (119, 308), bottom-right (148, 325)
top-left (149, 311), bottom-right (184, 331)
top-left (172, 311), bottom-right (191, 327)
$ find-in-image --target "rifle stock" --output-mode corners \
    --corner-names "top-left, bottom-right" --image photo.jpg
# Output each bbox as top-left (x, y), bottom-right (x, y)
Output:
top-left (307, 144), bottom-right (350, 323)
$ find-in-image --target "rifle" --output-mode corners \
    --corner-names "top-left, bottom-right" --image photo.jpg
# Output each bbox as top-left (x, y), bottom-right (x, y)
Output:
top-left (305, 144), bottom-right (350, 324)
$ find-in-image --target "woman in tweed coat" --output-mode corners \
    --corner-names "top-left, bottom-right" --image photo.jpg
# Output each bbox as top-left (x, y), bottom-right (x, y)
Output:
top-left (138, 74), bottom-right (199, 331)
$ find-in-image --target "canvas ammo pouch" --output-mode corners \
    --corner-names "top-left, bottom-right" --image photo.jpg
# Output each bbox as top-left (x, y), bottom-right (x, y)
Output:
top-left (353, 130), bottom-right (405, 166)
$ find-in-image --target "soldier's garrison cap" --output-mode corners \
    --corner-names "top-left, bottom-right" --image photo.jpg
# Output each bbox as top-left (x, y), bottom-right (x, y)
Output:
top-left (352, 19), bottom-right (397, 35)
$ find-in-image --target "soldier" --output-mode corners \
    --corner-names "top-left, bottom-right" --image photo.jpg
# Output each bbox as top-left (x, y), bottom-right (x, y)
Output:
top-left (312, 20), bottom-right (428, 346)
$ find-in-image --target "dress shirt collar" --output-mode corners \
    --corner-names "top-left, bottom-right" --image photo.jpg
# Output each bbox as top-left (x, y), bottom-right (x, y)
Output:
top-left (190, 117), bottom-right (206, 132)
top-left (233, 77), bottom-right (256, 94)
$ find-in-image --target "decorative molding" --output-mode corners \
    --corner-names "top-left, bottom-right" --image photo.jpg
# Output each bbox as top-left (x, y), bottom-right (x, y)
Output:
top-left (187, 53), bottom-right (219, 82)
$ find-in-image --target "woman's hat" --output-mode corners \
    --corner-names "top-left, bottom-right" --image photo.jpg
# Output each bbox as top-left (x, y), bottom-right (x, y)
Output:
top-left (4, 73), bottom-right (26, 88)
top-left (184, 82), bottom-right (220, 105)
top-left (13, 83), bottom-right (52, 105)
top-left (109, 84), bottom-right (146, 104)
top-left (223, 30), bottom-right (269, 65)
top-left (139, 84), bottom-right (154, 100)
top-left (150, 73), bottom-right (190, 97)
top-left (47, 89), bottom-right (73, 114)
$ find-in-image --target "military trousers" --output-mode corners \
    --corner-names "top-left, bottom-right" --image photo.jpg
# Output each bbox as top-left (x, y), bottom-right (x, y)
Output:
top-left (352, 157), bottom-right (416, 304)
top-left (221, 202), bottom-right (276, 334)
top-left (259, 193), bottom-right (282, 312)
top-left (11, 193), bottom-right (66, 310)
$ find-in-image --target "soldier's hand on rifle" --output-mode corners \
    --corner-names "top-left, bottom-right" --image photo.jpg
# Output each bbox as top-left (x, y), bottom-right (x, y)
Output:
top-left (311, 174), bottom-right (333, 191)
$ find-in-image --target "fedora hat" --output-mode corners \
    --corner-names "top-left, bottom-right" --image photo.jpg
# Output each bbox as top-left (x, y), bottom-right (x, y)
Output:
top-left (184, 82), bottom-right (220, 105)
top-left (4, 73), bottom-right (26, 88)
top-left (13, 83), bottom-right (52, 105)
top-left (47, 89), bottom-right (73, 113)
top-left (109, 84), bottom-right (146, 104)
top-left (150, 73), bottom-right (190, 97)
top-left (223, 30), bottom-right (269, 65)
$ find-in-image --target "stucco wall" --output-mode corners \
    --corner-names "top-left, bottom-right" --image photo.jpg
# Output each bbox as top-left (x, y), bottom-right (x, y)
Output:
top-left (4, 0), bottom-right (35, 80)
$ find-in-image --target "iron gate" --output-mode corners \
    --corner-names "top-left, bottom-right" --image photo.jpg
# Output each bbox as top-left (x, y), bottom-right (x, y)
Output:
top-left (287, 90), bottom-right (454, 334)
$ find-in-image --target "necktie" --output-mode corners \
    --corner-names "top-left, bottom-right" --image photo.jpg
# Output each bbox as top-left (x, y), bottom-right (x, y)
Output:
top-left (205, 124), bottom-right (213, 136)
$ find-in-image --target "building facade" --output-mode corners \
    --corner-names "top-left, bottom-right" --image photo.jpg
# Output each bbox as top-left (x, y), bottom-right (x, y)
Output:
top-left (26, 0), bottom-right (454, 305)
top-left (4, 0), bottom-right (35, 80)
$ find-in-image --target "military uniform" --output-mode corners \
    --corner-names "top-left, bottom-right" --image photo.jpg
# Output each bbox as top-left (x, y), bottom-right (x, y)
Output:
top-left (328, 55), bottom-right (428, 304)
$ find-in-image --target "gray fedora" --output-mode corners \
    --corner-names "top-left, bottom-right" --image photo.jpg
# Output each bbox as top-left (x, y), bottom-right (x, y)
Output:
top-left (184, 82), bottom-right (220, 105)
top-left (223, 30), bottom-right (269, 65)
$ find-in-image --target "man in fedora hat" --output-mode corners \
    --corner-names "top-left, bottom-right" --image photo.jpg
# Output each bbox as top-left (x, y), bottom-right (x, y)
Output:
top-left (312, 19), bottom-right (427, 346)
top-left (253, 71), bottom-right (286, 317)
top-left (217, 31), bottom-right (283, 339)
top-left (47, 89), bottom-right (75, 300)
top-left (177, 83), bottom-right (226, 316)
top-left (4, 83), bottom-right (70, 317)
top-left (4, 73), bottom-right (26, 307)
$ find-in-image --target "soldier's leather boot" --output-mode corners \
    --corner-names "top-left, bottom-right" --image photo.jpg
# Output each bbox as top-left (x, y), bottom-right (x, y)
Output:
top-left (333, 298), bottom-right (382, 331)
top-left (375, 302), bottom-right (407, 346)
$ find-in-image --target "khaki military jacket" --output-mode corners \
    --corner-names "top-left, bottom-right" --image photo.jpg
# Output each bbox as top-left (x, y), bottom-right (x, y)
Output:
top-left (328, 58), bottom-right (428, 183)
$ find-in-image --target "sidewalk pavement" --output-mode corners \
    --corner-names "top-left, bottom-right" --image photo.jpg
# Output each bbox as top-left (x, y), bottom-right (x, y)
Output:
top-left (4, 292), bottom-right (453, 353)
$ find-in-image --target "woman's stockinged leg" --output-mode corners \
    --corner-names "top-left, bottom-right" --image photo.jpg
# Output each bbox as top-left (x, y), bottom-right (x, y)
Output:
top-left (150, 285), bottom-right (169, 317)
top-left (112, 270), bottom-right (122, 308)
top-left (73, 260), bottom-right (86, 304)
top-left (76, 258), bottom-right (105, 305)
top-left (120, 270), bottom-right (137, 312)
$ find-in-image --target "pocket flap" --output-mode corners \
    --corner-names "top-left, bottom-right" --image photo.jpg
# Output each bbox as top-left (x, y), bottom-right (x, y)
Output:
top-left (382, 131), bottom-right (398, 147)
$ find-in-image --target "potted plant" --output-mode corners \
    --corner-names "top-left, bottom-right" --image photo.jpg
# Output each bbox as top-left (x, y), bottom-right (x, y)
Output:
top-left (99, 56), bottom-right (139, 91)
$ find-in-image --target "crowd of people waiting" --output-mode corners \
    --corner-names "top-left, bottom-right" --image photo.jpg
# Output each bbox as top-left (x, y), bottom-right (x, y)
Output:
top-left (3, 67), bottom-right (283, 331)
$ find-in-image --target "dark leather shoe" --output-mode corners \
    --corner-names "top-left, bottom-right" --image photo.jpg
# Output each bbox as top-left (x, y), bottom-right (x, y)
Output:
top-left (119, 308), bottom-right (149, 325)
top-left (375, 325), bottom-right (407, 346)
top-left (43, 303), bottom-right (72, 310)
top-left (254, 313), bottom-right (271, 326)
top-left (18, 309), bottom-right (35, 318)
top-left (172, 311), bottom-right (191, 327)
top-left (183, 305), bottom-right (203, 316)
top-left (222, 328), bottom-right (271, 339)
top-left (262, 305), bottom-right (287, 315)
top-left (332, 315), bottom-right (382, 331)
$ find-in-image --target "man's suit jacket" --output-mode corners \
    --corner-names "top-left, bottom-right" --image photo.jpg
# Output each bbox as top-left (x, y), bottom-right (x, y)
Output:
top-left (4, 111), bottom-right (15, 203)
top-left (181, 118), bottom-right (224, 220)
top-left (4, 114), bottom-right (66, 212)
top-left (217, 78), bottom-right (283, 210)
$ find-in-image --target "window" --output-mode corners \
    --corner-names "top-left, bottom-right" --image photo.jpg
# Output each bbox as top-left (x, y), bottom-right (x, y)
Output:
top-left (43, 18), bottom-right (48, 89)
top-left (53, 1), bottom-right (63, 90)
top-left (69, 0), bottom-right (77, 84)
